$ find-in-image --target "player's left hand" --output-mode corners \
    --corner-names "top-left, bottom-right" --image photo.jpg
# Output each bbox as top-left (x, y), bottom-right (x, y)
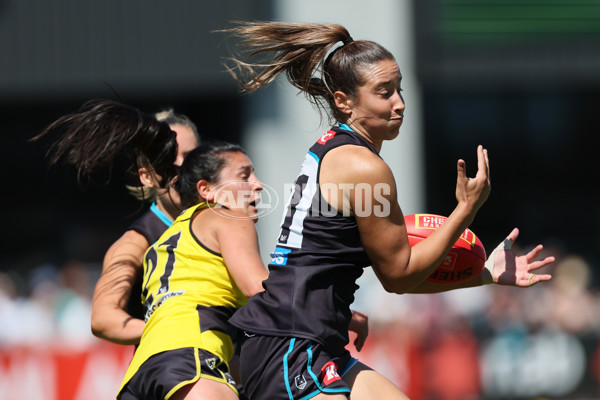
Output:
top-left (348, 310), bottom-right (369, 351)
top-left (482, 228), bottom-right (554, 287)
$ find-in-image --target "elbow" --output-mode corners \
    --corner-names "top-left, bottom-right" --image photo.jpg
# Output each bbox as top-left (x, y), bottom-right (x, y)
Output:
top-left (379, 280), bottom-right (408, 295)
top-left (373, 253), bottom-right (423, 294)
top-left (91, 325), bottom-right (105, 340)
top-left (242, 278), bottom-right (266, 298)
top-left (90, 305), bottom-right (115, 340)
top-left (376, 266), bottom-right (417, 294)
top-left (90, 312), bottom-right (107, 339)
top-left (243, 283), bottom-right (265, 298)
top-left (91, 327), bottom-right (104, 339)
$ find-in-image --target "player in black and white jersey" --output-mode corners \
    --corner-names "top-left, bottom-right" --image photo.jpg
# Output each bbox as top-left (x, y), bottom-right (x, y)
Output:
top-left (221, 21), bottom-right (556, 400)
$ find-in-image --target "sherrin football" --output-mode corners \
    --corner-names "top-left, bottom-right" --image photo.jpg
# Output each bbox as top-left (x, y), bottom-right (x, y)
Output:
top-left (404, 213), bottom-right (486, 284)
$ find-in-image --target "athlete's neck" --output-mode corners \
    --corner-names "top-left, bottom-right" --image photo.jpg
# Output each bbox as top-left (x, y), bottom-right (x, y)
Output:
top-left (339, 122), bottom-right (382, 153)
top-left (151, 202), bottom-right (175, 225)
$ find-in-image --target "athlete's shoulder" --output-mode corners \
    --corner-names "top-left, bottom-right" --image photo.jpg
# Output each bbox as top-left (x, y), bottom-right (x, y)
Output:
top-left (312, 126), bottom-right (356, 146)
top-left (129, 208), bottom-right (170, 244)
top-left (327, 141), bottom-right (386, 167)
top-left (322, 144), bottom-right (392, 186)
top-left (102, 229), bottom-right (148, 269)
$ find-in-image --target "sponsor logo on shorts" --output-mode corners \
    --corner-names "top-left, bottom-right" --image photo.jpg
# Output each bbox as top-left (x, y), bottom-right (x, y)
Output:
top-left (321, 361), bottom-right (341, 385)
top-left (206, 357), bottom-right (217, 369)
top-left (294, 374), bottom-right (307, 389)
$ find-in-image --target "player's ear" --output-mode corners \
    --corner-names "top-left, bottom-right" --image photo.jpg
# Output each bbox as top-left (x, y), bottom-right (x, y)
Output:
top-left (197, 179), bottom-right (214, 202)
top-left (334, 90), bottom-right (354, 116)
top-left (139, 167), bottom-right (156, 188)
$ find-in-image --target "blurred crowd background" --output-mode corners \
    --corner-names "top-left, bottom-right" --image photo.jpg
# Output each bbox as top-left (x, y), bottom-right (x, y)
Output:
top-left (1, 1), bottom-right (599, 399)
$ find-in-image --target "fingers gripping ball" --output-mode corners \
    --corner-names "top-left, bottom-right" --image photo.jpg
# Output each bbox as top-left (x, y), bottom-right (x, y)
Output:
top-left (404, 214), bottom-right (486, 284)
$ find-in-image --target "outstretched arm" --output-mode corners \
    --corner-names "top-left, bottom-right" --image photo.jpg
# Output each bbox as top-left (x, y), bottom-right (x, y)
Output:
top-left (322, 144), bottom-right (490, 294)
top-left (408, 228), bottom-right (555, 293)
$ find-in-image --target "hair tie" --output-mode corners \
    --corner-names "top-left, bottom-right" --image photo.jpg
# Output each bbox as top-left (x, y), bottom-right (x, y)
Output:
top-left (343, 36), bottom-right (354, 46)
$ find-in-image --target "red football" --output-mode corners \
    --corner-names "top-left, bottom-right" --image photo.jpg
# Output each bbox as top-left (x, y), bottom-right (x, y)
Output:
top-left (404, 213), bottom-right (486, 284)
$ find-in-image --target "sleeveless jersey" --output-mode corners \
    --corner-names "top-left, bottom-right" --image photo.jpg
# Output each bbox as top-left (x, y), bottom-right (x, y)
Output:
top-left (125, 203), bottom-right (172, 320)
top-left (120, 202), bottom-right (247, 392)
top-left (129, 202), bottom-right (173, 245)
top-left (230, 126), bottom-right (377, 355)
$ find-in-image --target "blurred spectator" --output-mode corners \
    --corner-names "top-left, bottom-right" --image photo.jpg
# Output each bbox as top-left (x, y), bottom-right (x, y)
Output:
top-left (0, 261), bottom-right (95, 347)
top-left (3, 245), bottom-right (600, 398)
top-left (546, 254), bottom-right (600, 334)
top-left (55, 260), bottom-right (95, 347)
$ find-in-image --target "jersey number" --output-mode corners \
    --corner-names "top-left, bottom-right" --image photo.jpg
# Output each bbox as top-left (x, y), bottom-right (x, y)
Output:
top-left (279, 174), bottom-right (308, 244)
top-left (142, 232), bottom-right (181, 315)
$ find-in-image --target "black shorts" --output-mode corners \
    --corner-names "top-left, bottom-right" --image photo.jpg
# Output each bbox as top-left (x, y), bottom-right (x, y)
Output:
top-left (239, 333), bottom-right (355, 400)
top-left (119, 347), bottom-right (238, 400)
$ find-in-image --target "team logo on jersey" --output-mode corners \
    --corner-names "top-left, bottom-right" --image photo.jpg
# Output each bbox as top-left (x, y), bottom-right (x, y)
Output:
top-left (294, 374), bottom-right (307, 389)
top-left (321, 361), bottom-right (341, 385)
top-left (317, 130), bottom-right (336, 144)
top-left (270, 247), bottom-right (292, 265)
top-left (206, 357), bottom-right (217, 369)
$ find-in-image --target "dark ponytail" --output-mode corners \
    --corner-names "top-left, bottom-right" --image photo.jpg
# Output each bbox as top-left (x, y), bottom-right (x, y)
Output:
top-left (219, 21), bottom-right (394, 123)
top-left (32, 99), bottom-right (178, 191)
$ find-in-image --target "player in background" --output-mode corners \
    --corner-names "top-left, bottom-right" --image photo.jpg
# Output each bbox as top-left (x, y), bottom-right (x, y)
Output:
top-left (33, 102), bottom-right (200, 345)
top-left (220, 21), bottom-right (556, 400)
top-left (92, 109), bottom-right (200, 345)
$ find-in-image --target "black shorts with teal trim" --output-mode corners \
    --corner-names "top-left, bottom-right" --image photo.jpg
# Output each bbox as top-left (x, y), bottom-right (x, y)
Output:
top-left (119, 347), bottom-right (238, 400)
top-left (238, 333), bottom-right (355, 400)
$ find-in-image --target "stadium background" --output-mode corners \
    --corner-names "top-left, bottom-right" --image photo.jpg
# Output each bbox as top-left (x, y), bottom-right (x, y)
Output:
top-left (0, 1), bottom-right (599, 399)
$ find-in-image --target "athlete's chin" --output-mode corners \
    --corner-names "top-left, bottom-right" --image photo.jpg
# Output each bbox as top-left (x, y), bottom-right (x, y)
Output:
top-left (385, 125), bottom-right (401, 140)
top-left (386, 118), bottom-right (402, 132)
top-left (248, 206), bottom-right (260, 222)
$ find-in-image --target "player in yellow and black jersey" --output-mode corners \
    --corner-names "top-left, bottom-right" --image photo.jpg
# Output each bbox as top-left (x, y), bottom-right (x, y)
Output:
top-left (118, 141), bottom-right (268, 400)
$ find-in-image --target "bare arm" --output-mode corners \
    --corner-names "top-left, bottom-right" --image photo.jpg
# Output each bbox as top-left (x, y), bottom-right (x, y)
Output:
top-left (196, 209), bottom-right (268, 298)
top-left (320, 145), bottom-right (490, 294)
top-left (90, 230), bottom-right (147, 345)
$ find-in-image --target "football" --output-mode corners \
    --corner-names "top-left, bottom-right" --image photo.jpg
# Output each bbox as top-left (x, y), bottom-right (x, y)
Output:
top-left (404, 213), bottom-right (486, 284)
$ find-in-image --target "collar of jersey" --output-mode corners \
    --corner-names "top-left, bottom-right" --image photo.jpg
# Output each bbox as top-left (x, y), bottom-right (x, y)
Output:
top-left (198, 201), bottom-right (229, 210)
top-left (338, 122), bottom-right (355, 132)
top-left (150, 202), bottom-right (173, 227)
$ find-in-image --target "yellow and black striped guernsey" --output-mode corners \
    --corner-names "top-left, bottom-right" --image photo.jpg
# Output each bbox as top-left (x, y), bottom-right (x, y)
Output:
top-left (119, 202), bottom-right (247, 393)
